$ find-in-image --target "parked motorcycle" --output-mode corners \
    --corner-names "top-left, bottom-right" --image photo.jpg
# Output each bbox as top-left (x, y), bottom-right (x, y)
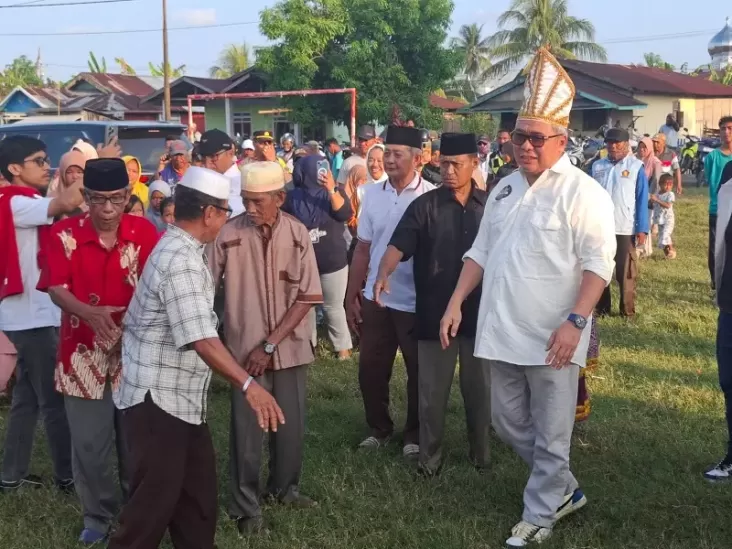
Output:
top-left (696, 137), bottom-right (721, 187)
top-left (680, 135), bottom-right (700, 174)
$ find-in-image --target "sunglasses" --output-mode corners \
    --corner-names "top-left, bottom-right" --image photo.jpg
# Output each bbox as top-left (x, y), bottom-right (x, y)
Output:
top-left (24, 156), bottom-right (50, 167)
top-left (510, 131), bottom-right (563, 148)
top-left (86, 193), bottom-right (127, 205)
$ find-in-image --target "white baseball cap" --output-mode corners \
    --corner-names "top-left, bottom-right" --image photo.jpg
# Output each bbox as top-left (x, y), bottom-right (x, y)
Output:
top-left (242, 139), bottom-right (255, 151)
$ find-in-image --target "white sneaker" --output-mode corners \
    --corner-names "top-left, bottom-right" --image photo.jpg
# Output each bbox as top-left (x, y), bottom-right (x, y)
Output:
top-left (358, 436), bottom-right (390, 449)
top-left (555, 488), bottom-right (587, 521)
top-left (505, 521), bottom-right (552, 547)
top-left (402, 443), bottom-right (419, 460)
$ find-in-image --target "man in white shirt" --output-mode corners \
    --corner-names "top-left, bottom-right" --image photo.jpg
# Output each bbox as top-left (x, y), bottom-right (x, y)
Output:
top-left (345, 126), bottom-right (435, 460)
top-left (659, 113), bottom-right (680, 150)
top-left (336, 125), bottom-right (377, 186)
top-left (441, 48), bottom-right (616, 547)
top-left (0, 136), bottom-right (85, 492)
top-left (198, 129), bottom-right (245, 217)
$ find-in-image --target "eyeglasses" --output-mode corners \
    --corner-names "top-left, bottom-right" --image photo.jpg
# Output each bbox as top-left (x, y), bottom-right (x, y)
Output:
top-left (205, 204), bottom-right (233, 218)
top-left (510, 131), bottom-right (563, 149)
top-left (86, 193), bottom-right (127, 205)
top-left (24, 156), bottom-right (50, 167)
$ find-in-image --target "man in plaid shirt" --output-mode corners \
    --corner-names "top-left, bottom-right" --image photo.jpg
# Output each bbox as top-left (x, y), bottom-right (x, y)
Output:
top-left (110, 167), bottom-right (284, 549)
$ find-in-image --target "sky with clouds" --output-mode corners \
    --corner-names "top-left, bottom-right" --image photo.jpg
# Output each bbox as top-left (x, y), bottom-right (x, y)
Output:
top-left (0, 0), bottom-right (727, 82)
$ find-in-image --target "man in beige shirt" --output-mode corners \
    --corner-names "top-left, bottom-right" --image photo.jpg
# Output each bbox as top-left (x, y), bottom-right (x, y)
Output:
top-left (207, 161), bottom-right (323, 536)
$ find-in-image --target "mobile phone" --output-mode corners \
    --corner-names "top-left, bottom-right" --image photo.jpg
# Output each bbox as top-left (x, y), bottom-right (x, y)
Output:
top-left (317, 159), bottom-right (330, 179)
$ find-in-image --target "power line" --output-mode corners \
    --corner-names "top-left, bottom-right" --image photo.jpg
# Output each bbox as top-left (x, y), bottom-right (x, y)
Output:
top-left (2, 20), bottom-right (258, 36)
top-left (0, 0), bottom-right (133, 6)
top-left (601, 28), bottom-right (718, 45)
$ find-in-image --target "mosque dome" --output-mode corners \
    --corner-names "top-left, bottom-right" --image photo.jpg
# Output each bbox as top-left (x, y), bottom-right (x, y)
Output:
top-left (709, 18), bottom-right (732, 56)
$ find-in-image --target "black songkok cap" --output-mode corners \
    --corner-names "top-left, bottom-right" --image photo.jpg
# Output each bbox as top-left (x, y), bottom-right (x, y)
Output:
top-left (384, 126), bottom-right (422, 149)
top-left (440, 133), bottom-right (478, 156)
top-left (83, 158), bottom-right (128, 192)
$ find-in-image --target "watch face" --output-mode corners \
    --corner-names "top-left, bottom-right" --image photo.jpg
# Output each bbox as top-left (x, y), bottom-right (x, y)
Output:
top-left (573, 316), bottom-right (587, 329)
top-left (264, 343), bottom-right (276, 354)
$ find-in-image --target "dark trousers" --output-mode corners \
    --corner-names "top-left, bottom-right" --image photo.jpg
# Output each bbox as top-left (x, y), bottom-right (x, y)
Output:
top-left (597, 234), bottom-right (637, 317)
top-left (229, 365), bottom-right (307, 519)
top-left (417, 338), bottom-right (491, 473)
top-left (710, 214), bottom-right (718, 290)
top-left (2, 327), bottom-right (72, 484)
top-left (108, 394), bottom-right (217, 549)
top-left (717, 312), bottom-right (732, 457)
top-left (64, 385), bottom-right (128, 533)
top-left (358, 298), bottom-right (419, 444)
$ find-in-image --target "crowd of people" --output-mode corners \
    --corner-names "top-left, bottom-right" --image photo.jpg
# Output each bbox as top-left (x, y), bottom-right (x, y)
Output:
top-left (1, 44), bottom-right (732, 549)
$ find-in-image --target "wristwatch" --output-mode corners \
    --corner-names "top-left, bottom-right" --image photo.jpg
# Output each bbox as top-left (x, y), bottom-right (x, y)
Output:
top-left (328, 187), bottom-right (338, 195)
top-left (567, 313), bottom-right (588, 330)
top-left (263, 341), bottom-right (277, 355)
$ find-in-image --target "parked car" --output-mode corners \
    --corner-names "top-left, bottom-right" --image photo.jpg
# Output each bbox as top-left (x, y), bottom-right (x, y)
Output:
top-left (0, 120), bottom-right (189, 180)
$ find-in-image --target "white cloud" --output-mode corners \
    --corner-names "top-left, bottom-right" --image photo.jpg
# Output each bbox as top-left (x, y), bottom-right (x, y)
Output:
top-left (173, 8), bottom-right (217, 26)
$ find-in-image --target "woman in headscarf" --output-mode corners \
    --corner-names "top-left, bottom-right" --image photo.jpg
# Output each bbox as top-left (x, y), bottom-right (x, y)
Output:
top-left (283, 155), bottom-right (354, 360)
top-left (638, 136), bottom-right (663, 257)
top-left (146, 180), bottom-right (172, 232)
top-left (366, 144), bottom-right (388, 184)
top-left (123, 155), bottom-right (149, 209)
top-left (48, 150), bottom-right (88, 220)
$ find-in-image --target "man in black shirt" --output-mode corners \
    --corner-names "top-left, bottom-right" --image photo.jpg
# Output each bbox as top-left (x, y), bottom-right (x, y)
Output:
top-left (421, 139), bottom-right (442, 186)
top-left (373, 133), bottom-right (490, 476)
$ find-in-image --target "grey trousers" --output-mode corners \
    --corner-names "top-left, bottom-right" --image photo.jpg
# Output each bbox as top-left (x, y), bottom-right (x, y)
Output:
top-left (229, 365), bottom-right (307, 519)
top-left (418, 338), bottom-right (491, 473)
top-left (312, 266), bottom-right (353, 352)
top-left (490, 360), bottom-right (580, 528)
top-left (64, 385), bottom-right (129, 533)
top-left (2, 327), bottom-right (72, 484)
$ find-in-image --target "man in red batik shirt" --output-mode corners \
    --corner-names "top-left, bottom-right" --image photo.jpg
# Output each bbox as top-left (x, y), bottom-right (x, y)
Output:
top-left (39, 158), bottom-right (158, 545)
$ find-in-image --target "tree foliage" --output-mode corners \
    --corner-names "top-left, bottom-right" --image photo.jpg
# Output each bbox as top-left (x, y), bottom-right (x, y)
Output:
top-left (87, 52), bottom-right (107, 73)
top-left (642, 52), bottom-right (675, 71)
top-left (115, 57), bottom-right (137, 75)
top-left (209, 43), bottom-right (251, 79)
top-left (450, 23), bottom-right (491, 101)
top-left (148, 62), bottom-right (186, 78)
top-left (487, 0), bottom-right (606, 78)
top-left (459, 113), bottom-right (497, 137)
top-left (0, 56), bottom-right (43, 94)
top-left (257, 0), bottom-right (460, 126)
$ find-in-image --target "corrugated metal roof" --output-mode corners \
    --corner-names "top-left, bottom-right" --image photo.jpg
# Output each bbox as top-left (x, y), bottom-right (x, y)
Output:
top-left (562, 59), bottom-right (732, 98)
top-left (68, 73), bottom-right (157, 97)
top-left (429, 94), bottom-right (468, 110)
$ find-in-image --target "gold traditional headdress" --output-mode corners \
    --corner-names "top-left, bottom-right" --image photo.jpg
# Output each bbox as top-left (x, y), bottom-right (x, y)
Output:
top-left (518, 47), bottom-right (576, 128)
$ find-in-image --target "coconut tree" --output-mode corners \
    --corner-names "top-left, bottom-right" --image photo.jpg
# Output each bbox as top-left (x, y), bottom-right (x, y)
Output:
top-left (451, 24), bottom-right (492, 100)
top-left (209, 43), bottom-right (250, 79)
top-left (486, 0), bottom-right (607, 78)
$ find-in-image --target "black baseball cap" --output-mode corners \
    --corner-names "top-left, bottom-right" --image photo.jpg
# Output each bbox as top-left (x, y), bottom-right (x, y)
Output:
top-left (605, 128), bottom-right (630, 143)
top-left (198, 129), bottom-right (234, 157)
top-left (357, 125), bottom-right (376, 141)
top-left (253, 130), bottom-right (275, 142)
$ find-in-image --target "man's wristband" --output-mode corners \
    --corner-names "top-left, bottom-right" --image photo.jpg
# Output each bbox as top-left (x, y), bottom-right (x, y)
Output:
top-left (242, 376), bottom-right (254, 393)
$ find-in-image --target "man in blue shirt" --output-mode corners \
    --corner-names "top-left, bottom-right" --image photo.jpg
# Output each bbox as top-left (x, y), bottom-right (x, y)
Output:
top-left (325, 138), bottom-right (344, 180)
top-left (705, 115), bottom-right (732, 291)
top-left (591, 128), bottom-right (649, 318)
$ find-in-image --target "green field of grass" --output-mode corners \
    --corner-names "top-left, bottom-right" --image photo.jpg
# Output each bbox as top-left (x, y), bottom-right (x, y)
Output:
top-left (1, 188), bottom-right (732, 549)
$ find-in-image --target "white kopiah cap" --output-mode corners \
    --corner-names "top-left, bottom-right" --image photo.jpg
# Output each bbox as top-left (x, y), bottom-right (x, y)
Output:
top-left (176, 166), bottom-right (231, 200)
top-left (241, 161), bottom-right (285, 193)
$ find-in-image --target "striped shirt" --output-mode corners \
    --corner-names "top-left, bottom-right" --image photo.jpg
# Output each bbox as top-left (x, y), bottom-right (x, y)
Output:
top-left (114, 224), bottom-right (219, 425)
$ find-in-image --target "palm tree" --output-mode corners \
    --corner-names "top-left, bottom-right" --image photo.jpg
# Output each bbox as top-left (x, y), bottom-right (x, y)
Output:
top-left (148, 62), bottom-right (186, 79)
top-left (209, 44), bottom-right (250, 79)
top-left (486, 0), bottom-right (607, 78)
top-left (451, 24), bottom-right (492, 99)
top-left (87, 51), bottom-right (107, 73)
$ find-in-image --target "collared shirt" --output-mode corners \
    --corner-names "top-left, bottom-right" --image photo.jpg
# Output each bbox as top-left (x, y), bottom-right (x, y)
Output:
top-left (0, 196), bottom-right (60, 331)
top-left (114, 225), bottom-right (220, 425)
top-left (357, 172), bottom-right (436, 312)
top-left (389, 184), bottom-right (486, 340)
top-left (43, 213), bottom-right (158, 399)
top-left (208, 212), bottom-right (323, 369)
top-left (659, 124), bottom-right (679, 148)
top-left (225, 163), bottom-right (245, 217)
top-left (464, 154), bottom-right (616, 367)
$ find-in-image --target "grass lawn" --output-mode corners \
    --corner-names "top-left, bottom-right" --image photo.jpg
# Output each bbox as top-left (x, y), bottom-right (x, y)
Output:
top-left (2, 187), bottom-right (732, 549)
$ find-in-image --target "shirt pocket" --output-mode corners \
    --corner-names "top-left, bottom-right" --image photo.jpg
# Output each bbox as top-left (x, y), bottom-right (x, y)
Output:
top-left (525, 207), bottom-right (567, 252)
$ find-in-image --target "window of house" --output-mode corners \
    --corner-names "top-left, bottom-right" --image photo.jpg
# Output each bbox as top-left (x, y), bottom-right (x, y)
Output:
top-left (233, 112), bottom-right (252, 139)
top-left (273, 116), bottom-right (294, 142)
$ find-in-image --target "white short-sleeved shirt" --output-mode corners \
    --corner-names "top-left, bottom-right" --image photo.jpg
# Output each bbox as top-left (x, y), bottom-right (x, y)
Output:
top-left (0, 196), bottom-right (60, 331)
top-left (464, 154), bottom-right (616, 367)
top-left (357, 172), bottom-right (435, 312)
top-left (225, 163), bottom-right (245, 217)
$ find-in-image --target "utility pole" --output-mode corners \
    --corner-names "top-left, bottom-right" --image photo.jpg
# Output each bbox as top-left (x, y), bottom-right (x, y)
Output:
top-left (162, 0), bottom-right (171, 121)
